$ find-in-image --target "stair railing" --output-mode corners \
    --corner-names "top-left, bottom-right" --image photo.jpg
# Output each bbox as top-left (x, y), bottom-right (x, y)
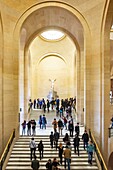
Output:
top-left (89, 129), bottom-right (108, 170)
top-left (0, 129), bottom-right (15, 170)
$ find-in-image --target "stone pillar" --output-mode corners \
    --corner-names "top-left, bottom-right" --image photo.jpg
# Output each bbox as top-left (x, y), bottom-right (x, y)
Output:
top-left (76, 51), bottom-right (80, 123)
top-left (0, 14), bottom-right (3, 154)
top-left (76, 50), bottom-right (84, 125)
top-left (80, 51), bottom-right (84, 125)
top-left (101, 25), bottom-right (110, 162)
top-left (84, 35), bottom-right (92, 129)
top-left (24, 50), bottom-right (31, 120)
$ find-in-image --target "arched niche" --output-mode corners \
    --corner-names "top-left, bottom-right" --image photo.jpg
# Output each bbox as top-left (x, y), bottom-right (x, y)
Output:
top-left (108, 152), bottom-right (113, 170)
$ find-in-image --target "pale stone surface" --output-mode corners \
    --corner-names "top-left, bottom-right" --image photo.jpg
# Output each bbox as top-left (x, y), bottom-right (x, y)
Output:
top-left (0, 0), bottom-right (113, 166)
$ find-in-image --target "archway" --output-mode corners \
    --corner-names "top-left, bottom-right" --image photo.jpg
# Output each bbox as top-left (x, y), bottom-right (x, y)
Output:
top-left (13, 2), bottom-right (91, 133)
top-left (108, 152), bottom-right (113, 170)
top-left (101, 0), bottom-right (113, 163)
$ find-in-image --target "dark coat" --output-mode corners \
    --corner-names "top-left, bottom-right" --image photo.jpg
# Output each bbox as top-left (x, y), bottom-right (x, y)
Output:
top-left (73, 136), bottom-right (80, 147)
top-left (82, 133), bottom-right (89, 142)
top-left (31, 159), bottom-right (39, 170)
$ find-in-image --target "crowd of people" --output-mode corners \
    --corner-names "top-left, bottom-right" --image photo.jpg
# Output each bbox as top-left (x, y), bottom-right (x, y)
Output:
top-left (29, 128), bottom-right (95, 170)
top-left (21, 97), bottom-right (95, 170)
top-left (28, 97), bottom-right (76, 115)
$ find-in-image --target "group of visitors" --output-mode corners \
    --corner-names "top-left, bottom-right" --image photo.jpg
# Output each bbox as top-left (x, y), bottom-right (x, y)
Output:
top-left (29, 128), bottom-right (94, 170)
top-left (28, 97), bottom-right (76, 115)
top-left (21, 119), bottom-right (36, 136)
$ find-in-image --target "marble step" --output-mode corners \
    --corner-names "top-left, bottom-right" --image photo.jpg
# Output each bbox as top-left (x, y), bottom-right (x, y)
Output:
top-left (6, 165), bottom-right (98, 170)
top-left (8, 157), bottom-right (95, 162)
top-left (9, 154), bottom-right (89, 158)
top-left (11, 151), bottom-right (88, 155)
top-left (12, 147), bottom-right (86, 150)
top-left (7, 161), bottom-right (97, 165)
top-left (6, 135), bottom-right (99, 170)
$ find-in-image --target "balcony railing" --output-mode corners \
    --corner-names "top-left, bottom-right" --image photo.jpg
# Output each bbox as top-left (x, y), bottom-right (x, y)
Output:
top-left (0, 129), bottom-right (15, 170)
top-left (89, 129), bottom-right (108, 170)
top-left (108, 127), bottom-right (113, 137)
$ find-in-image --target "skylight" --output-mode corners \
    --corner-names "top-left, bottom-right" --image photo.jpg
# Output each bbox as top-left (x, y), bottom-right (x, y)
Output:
top-left (40, 30), bottom-right (65, 41)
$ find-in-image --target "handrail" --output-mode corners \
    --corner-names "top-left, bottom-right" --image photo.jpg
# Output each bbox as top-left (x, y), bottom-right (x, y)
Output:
top-left (89, 129), bottom-right (108, 170)
top-left (0, 129), bottom-right (15, 170)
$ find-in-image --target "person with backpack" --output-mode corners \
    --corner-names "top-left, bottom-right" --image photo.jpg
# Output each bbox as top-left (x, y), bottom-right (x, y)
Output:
top-left (31, 156), bottom-right (40, 170)
top-left (50, 131), bottom-right (54, 148)
top-left (38, 140), bottom-right (44, 160)
top-left (73, 134), bottom-right (80, 156)
top-left (52, 118), bottom-right (58, 132)
top-left (29, 138), bottom-right (37, 160)
top-left (87, 140), bottom-right (95, 165)
top-left (45, 159), bottom-right (52, 170)
top-left (58, 119), bottom-right (63, 136)
top-left (54, 130), bottom-right (59, 150)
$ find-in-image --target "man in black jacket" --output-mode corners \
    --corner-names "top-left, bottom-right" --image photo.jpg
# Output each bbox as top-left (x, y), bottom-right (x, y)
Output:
top-left (73, 134), bottom-right (80, 156)
top-left (38, 140), bottom-right (44, 160)
top-left (54, 130), bottom-right (59, 150)
top-left (82, 130), bottom-right (89, 150)
top-left (31, 156), bottom-right (40, 170)
top-left (75, 122), bottom-right (80, 135)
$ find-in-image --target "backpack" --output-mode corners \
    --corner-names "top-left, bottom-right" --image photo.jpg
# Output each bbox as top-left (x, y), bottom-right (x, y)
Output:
top-left (50, 134), bottom-right (54, 141)
top-left (43, 117), bottom-right (47, 124)
top-left (38, 143), bottom-right (43, 151)
top-left (54, 132), bottom-right (59, 140)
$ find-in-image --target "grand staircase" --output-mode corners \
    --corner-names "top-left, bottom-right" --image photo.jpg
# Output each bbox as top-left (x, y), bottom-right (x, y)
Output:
top-left (6, 135), bottom-right (99, 170)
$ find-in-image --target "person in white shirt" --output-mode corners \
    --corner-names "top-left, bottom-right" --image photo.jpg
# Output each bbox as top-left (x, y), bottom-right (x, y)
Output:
top-left (29, 137), bottom-right (36, 160)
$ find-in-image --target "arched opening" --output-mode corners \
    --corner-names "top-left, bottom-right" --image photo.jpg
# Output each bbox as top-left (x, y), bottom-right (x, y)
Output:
top-left (13, 2), bottom-right (91, 134)
top-left (108, 152), bottom-right (113, 170)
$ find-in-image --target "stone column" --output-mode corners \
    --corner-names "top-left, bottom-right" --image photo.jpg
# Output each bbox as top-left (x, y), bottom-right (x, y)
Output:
top-left (76, 51), bottom-right (80, 123)
top-left (0, 14), bottom-right (3, 154)
top-left (76, 50), bottom-right (84, 125)
top-left (24, 50), bottom-right (31, 120)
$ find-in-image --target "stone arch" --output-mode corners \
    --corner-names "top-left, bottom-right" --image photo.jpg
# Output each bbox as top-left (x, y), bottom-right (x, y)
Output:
top-left (38, 53), bottom-right (67, 66)
top-left (13, 1), bottom-right (91, 128)
top-left (101, 0), bottom-right (113, 162)
top-left (108, 152), bottom-right (113, 170)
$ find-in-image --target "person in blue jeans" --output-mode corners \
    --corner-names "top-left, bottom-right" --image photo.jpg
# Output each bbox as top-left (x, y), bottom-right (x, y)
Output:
top-left (63, 146), bottom-right (71, 170)
top-left (42, 114), bottom-right (47, 129)
top-left (87, 140), bottom-right (95, 165)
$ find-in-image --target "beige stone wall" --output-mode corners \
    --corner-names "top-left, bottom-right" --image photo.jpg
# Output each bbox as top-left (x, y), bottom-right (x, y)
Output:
top-left (0, 0), bottom-right (112, 165)
top-left (0, 13), bottom-right (3, 154)
top-left (30, 36), bottom-right (76, 100)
